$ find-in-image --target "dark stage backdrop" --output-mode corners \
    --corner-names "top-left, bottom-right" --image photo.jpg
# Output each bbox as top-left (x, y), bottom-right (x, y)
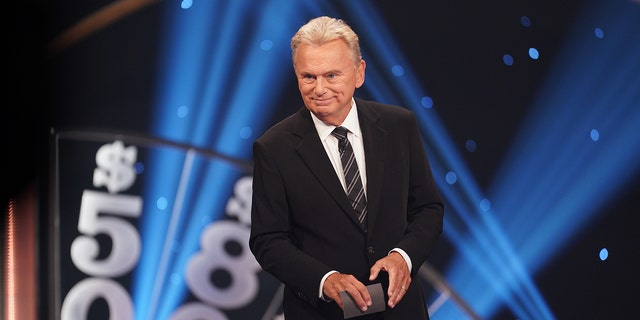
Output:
top-left (11, 0), bottom-right (640, 319)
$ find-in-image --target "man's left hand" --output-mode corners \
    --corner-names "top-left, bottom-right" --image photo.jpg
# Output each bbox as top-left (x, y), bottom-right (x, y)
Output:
top-left (369, 251), bottom-right (411, 308)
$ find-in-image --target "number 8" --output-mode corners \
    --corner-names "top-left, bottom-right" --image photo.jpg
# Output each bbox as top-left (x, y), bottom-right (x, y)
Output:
top-left (185, 220), bottom-right (261, 309)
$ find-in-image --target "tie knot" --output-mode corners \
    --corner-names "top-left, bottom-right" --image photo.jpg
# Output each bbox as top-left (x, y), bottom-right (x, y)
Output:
top-left (331, 126), bottom-right (349, 140)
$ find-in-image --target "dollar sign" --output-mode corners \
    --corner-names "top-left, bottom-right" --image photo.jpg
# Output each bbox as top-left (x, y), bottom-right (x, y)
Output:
top-left (226, 176), bottom-right (253, 226)
top-left (93, 140), bottom-right (137, 194)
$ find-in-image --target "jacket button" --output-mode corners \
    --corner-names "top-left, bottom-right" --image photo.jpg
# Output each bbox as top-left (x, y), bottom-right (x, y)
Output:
top-left (367, 247), bottom-right (375, 255)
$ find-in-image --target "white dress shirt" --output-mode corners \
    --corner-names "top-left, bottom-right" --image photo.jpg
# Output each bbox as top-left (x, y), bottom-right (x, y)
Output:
top-left (311, 99), bottom-right (367, 196)
top-left (310, 98), bottom-right (412, 300)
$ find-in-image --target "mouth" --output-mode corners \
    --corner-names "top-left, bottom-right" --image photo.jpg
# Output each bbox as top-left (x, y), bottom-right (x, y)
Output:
top-left (313, 97), bottom-right (332, 106)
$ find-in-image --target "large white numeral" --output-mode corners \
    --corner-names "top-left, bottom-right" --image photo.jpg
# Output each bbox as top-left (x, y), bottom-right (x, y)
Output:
top-left (70, 190), bottom-right (143, 277)
top-left (60, 278), bottom-right (133, 320)
top-left (169, 302), bottom-right (229, 320)
top-left (185, 220), bottom-right (261, 309)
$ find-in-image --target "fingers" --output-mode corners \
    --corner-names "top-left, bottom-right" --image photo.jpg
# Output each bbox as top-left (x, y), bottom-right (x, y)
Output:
top-left (370, 253), bottom-right (411, 308)
top-left (388, 281), bottom-right (410, 308)
top-left (323, 273), bottom-right (372, 311)
top-left (387, 279), bottom-right (410, 308)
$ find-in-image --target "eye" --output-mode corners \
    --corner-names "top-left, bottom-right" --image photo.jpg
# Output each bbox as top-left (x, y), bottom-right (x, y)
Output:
top-left (301, 74), bottom-right (316, 83)
top-left (325, 73), bottom-right (341, 83)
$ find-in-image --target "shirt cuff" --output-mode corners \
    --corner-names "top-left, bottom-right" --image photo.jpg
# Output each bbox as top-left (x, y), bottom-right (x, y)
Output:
top-left (319, 270), bottom-right (339, 301)
top-left (390, 248), bottom-right (412, 272)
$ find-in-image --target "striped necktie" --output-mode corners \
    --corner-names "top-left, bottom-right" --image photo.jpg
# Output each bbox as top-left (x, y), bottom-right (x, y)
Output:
top-left (331, 126), bottom-right (367, 229)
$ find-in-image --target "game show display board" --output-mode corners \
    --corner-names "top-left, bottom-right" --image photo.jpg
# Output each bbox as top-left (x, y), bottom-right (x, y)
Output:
top-left (53, 131), bottom-right (284, 320)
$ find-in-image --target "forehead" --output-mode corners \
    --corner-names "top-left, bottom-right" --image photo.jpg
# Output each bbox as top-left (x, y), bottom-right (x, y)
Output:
top-left (294, 39), bottom-right (354, 73)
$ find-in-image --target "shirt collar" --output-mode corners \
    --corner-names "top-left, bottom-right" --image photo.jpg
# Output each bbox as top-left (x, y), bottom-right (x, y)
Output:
top-left (311, 98), bottom-right (361, 141)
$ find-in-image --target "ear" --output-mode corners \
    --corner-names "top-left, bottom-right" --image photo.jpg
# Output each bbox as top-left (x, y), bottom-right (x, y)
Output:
top-left (355, 59), bottom-right (366, 88)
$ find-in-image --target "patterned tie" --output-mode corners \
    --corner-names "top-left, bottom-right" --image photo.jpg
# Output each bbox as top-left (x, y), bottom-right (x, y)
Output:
top-left (331, 126), bottom-right (368, 229)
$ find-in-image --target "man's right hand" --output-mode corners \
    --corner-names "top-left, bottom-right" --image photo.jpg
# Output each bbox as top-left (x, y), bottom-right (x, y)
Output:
top-left (322, 273), bottom-right (372, 311)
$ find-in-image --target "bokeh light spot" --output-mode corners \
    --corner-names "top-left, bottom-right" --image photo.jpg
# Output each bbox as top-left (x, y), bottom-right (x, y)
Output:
top-left (240, 126), bottom-right (253, 139)
top-left (465, 139), bottom-right (477, 152)
top-left (599, 248), bottom-right (608, 261)
top-left (260, 40), bottom-right (273, 51)
top-left (503, 54), bottom-right (514, 66)
top-left (529, 48), bottom-right (540, 60)
top-left (392, 65), bottom-right (404, 76)
top-left (177, 105), bottom-right (189, 118)
top-left (446, 171), bottom-right (458, 185)
top-left (594, 27), bottom-right (604, 39)
top-left (157, 197), bottom-right (168, 210)
top-left (180, 0), bottom-right (192, 9)
top-left (421, 96), bottom-right (434, 109)
top-left (135, 162), bottom-right (145, 174)
top-left (480, 198), bottom-right (491, 211)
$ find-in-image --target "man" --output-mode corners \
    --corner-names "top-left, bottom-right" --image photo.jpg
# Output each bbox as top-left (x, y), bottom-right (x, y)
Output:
top-left (249, 16), bottom-right (444, 319)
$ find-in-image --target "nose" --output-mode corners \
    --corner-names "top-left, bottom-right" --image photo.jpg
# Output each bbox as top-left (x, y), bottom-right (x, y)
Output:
top-left (314, 77), bottom-right (327, 95)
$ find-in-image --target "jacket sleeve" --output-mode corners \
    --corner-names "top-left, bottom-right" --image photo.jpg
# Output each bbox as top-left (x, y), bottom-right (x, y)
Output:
top-left (249, 137), bottom-right (331, 307)
top-left (394, 111), bottom-right (444, 275)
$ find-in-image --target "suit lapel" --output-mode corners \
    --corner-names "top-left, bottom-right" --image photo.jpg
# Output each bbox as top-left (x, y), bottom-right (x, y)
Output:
top-left (292, 109), bottom-right (358, 224)
top-left (356, 98), bottom-right (387, 234)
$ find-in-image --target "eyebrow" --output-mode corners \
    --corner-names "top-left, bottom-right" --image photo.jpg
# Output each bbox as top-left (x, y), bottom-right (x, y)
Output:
top-left (300, 70), bottom-right (343, 77)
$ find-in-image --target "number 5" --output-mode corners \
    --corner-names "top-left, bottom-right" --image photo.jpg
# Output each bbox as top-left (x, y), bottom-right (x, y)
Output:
top-left (70, 190), bottom-right (142, 277)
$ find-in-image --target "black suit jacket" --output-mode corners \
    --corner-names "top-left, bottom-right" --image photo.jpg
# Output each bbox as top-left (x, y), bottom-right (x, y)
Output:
top-left (250, 98), bottom-right (444, 319)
